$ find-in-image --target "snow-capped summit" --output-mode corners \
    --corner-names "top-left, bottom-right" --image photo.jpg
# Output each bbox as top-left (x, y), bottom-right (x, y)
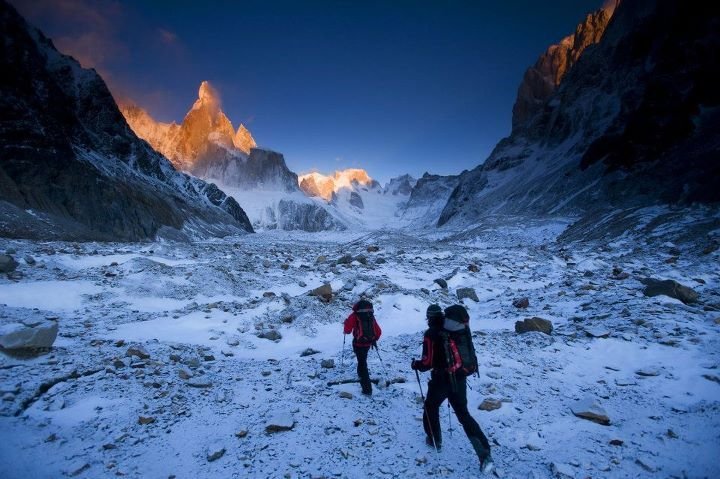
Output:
top-left (383, 174), bottom-right (417, 196)
top-left (120, 80), bottom-right (257, 172)
top-left (298, 169), bottom-right (379, 201)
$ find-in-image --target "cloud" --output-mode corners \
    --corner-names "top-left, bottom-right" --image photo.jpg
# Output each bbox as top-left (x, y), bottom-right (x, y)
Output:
top-left (158, 28), bottom-right (178, 45)
top-left (11, 0), bottom-right (126, 71)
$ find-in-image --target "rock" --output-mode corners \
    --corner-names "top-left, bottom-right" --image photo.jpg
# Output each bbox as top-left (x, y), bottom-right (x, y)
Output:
top-left (513, 297), bottom-right (530, 309)
top-left (66, 462), bottom-right (91, 477)
top-left (478, 399), bottom-right (502, 411)
top-left (126, 346), bottom-right (150, 360)
top-left (355, 255), bottom-right (367, 265)
top-left (138, 416), bottom-right (155, 425)
top-left (5, 248), bottom-right (16, 254)
top-left (112, 359), bottom-right (126, 369)
top-left (468, 264), bottom-right (480, 272)
top-left (375, 257), bottom-right (386, 264)
top-left (0, 255), bottom-right (18, 273)
top-left (571, 398), bottom-right (610, 425)
top-left (367, 245), bottom-right (380, 253)
top-left (187, 379), bottom-right (213, 388)
top-left (433, 278), bottom-right (447, 289)
top-left (339, 391), bottom-right (353, 399)
top-left (609, 439), bottom-right (623, 446)
top-left (585, 327), bottom-right (610, 338)
top-left (550, 462), bottom-right (575, 478)
top-left (262, 259), bottom-right (271, 268)
top-left (515, 317), bottom-right (553, 335)
top-left (308, 283), bottom-right (333, 302)
top-left (702, 242), bottom-right (719, 255)
top-left (0, 318), bottom-right (58, 350)
top-left (235, 430), bottom-right (249, 438)
top-left (206, 444), bottom-right (226, 462)
top-left (702, 374), bottom-right (720, 384)
top-left (262, 291), bottom-right (276, 298)
top-left (457, 287), bottom-right (479, 302)
top-left (280, 263), bottom-right (290, 270)
top-left (315, 255), bottom-right (326, 263)
top-left (299, 348), bottom-right (319, 357)
top-left (259, 330), bottom-right (282, 341)
top-left (265, 412), bottom-right (295, 433)
top-left (226, 337), bottom-right (240, 347)
top-left (640, 278), bottom-right (699, 304)
top-left (24, 255), bottom-right (36, 265)
top-left (714, 318), bottom-right (720, 325)
top-left (336, 254), bottom-right (353, 265)
top-left (635, 458), bottom-right (657, 473)
top-left (321, 359), bottom-right (335, 369)
top-left (635, 367), bottom-right (660, 377)
top-left (178, 369), bottom-right (193, 380)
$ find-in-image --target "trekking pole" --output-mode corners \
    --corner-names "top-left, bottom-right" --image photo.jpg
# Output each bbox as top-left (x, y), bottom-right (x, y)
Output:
top-left (415, 368), bottom-right (440, 453)
top-left (374, 343), bottom-right (390, 386)
top-left (341, 334), bottom-right (346, 367)
top-left (447, 401), bottom-right (453, 438)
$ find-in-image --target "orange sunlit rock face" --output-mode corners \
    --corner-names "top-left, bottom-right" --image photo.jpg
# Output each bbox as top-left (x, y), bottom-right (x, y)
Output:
top-left (298, 169), bottom-right (375, 201)
top-left (120, 81), bottom-right (256, 172)
top-left (511, 1), bottom-right (618, 130)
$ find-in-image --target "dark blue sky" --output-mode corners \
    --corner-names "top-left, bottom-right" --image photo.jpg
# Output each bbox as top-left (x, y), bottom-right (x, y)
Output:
top-left (15, 0), bottom-right (603, 183)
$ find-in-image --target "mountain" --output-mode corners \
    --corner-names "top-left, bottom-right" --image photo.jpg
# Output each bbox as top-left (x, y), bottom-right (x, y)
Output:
top-left (298, 169), bottom-right (380, 202)
top-left (401, 173), bottom-right (460, 227)
top-left (512, 1), bottom-right (618, 130)
top-left (0, 1), bottom-right (253, 241)
top-left (438, 0), bottom-right (720, 235)
top-left (121, 83), bottom-right (346, 232)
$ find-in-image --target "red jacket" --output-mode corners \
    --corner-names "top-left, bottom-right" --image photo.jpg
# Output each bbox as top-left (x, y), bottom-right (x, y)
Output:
top-left (343, 312), bottom-right (382, 348)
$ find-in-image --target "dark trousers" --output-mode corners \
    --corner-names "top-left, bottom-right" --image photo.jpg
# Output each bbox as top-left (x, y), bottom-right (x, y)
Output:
top-left (423, 372), bottom-right (490, 459)
top-left (353, 345), bottom-right (371, 393)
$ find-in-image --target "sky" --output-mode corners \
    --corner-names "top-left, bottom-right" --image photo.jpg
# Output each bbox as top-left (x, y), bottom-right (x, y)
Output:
top-left (13, 0), bottom-right (604, 184)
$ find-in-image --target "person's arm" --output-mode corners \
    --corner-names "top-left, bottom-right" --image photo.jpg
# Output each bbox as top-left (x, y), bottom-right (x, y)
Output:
top-left (412, 334), bottom-right (433, 371)
top-left (343, 313), bottom-right (356, 335)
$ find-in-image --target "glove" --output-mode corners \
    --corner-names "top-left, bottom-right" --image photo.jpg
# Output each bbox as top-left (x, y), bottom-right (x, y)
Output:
top-left (411, 359), bottom-right (419, 371)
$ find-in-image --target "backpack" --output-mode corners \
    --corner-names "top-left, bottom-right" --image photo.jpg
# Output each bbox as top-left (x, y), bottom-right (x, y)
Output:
top-left (442, 305), bottom-right (479, 375)
top-left (357, 311), bottom-right (377, 343)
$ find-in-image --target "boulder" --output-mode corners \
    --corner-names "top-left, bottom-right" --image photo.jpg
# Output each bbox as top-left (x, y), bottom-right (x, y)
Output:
top-left (640, 278), bottom-right (699, 304)
top-left (512, 297), bottom-right (530, 309)
top-left (551, 462), bottom-right (576, 479)
top-left (571, 397), bottom-right (610, 425)
top-left (0, 255), bottom-right (18, 273)
top-left (515, 317), bottom-right (553, 335)
top-left (585, 327), bottom-right (610, 338)
top-left (126, 346), bottom-right (150, 360)
top-left (336, 254), bottom-right (353, 265)
top-left (478, 399), bottom-right (502, 411)
top-left (321, 359), bottom-right (335, 369)
top-left (339, 391), bottom-right (353, 399)
top-left (265, 412), bottom-right (295, 433)
top-left (308, 283), bottom-right (333, 302)
top-left (206, 444), bottom-right (226, 462)
top-left (468, 264), bottom-right (480, 273)
top-left (457, 287), bottom-right (479, 302)
top-left (300, 348), bottom-right (320, 357)
top-left (0, 318), bottom-right (58, 350)
top-left (367, 245), bottom-right (380, 253)
top-left (259, 330), bottom-right (282, 341)
top-left (24, 255), bottom-right (36, 265)
top-left (433, 278), bottom-right (448, 289)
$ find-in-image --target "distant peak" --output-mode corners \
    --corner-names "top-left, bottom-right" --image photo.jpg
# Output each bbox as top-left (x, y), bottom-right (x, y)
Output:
top-left (198, 81), bottom-right (220, 105)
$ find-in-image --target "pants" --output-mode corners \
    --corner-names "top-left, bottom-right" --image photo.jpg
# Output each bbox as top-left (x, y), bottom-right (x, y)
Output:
top-left (423, 371), bottom-right (491, 460)
top-left (353, 345), bottom-right (372, 393)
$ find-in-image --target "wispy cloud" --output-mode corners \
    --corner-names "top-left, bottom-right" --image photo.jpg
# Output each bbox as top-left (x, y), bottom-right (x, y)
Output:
top-left (158, 28), bottom-right (178, 46)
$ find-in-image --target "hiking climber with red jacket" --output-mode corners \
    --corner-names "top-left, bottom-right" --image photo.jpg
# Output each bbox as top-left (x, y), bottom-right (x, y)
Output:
top-left (411, 304), bottom-right (494, 473)
top-left (343, 299), bottom-right (382, 395)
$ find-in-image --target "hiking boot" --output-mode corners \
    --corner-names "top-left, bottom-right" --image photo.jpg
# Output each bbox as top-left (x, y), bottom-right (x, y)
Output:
top-left (425, 436), bottom-right (441, 450)
top-left (480, 454), bottom-right (495, 474)
top-left (361, 389), bottom-right (372, 396)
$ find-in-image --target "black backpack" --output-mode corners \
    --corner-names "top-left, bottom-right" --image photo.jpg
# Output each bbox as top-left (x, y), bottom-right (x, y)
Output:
top-left (442, 305), bottom-right (479, 375)
top-left (357, 311), bottom-right (377, 343)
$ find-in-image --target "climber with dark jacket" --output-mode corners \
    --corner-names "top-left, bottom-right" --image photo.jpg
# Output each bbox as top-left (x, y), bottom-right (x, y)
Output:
top-left (343, 299), bottom-right (382, 395)
top-left (412, 304), bottom-right (494, 473)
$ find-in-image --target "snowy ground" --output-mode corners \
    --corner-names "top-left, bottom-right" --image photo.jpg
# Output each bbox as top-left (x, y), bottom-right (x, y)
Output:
top-left (0, 221), bottom-right (719, 478)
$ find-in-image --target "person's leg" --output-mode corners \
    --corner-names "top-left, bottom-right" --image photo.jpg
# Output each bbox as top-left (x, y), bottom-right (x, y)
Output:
top-left (354, 346), bottom-right (371, 394)
top-left (448, 374), bottom-right (491, 459)
top-left (423, 376), bottom-right (448, 448)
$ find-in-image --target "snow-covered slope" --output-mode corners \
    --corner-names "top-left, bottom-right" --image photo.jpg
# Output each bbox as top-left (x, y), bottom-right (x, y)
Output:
top-left (0, 2), bottom-right (253, 241)
top-left (438, 0), bottom-right (720, 238)
top-left (1, 211), bottom-right (718, 478)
